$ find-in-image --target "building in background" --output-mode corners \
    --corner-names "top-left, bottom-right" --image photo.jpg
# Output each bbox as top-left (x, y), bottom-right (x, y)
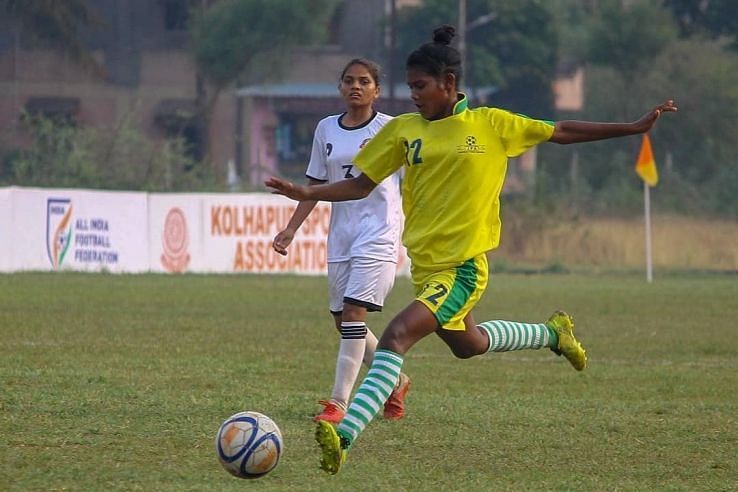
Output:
top-left (0, 0), bottom-right (579, 191)
top-left (0, 0), bottom-right (419, 186)
top-left (0, 0), bottom-right (232, 174)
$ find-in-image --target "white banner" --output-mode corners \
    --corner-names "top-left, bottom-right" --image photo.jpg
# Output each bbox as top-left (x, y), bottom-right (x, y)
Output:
top-left (2, 187), bottom-right (409, 276)
top-left (148, 193), bottom-right (204, 273)
top-left (203, 193), bottom-right (331, 274)
top-left (148, 193), bottom-right (332, 274)
top-left (4, 187), bottom-right (149, 272)
top-left (0, 188), bottom-right (11, 272)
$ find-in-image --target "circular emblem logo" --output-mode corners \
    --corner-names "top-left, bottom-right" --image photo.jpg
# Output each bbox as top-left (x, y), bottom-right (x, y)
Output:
top-left (161, 207), bottom-right (190, 273)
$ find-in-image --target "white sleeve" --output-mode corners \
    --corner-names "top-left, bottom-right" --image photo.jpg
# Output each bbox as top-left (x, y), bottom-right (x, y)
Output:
top-left (305, 121), bottom-right (328, 181)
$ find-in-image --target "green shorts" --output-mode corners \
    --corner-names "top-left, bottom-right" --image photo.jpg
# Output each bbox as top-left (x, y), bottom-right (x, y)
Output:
top-left (413, 253), bottom-right (489, 331)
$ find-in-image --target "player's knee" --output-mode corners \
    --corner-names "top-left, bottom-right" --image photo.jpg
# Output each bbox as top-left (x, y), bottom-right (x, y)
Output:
top-left (378, 322), bottom-right (408, 353)
top-left (342, 302), bottom-right (368, 322)
top-left (449, 344), bottom-right (477, 359)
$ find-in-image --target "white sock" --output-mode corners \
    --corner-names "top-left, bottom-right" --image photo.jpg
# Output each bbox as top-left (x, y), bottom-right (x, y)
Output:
top-left (330, 321), bottom-right (367, 408)
top-left (363, 328), bottom-right (378, 367)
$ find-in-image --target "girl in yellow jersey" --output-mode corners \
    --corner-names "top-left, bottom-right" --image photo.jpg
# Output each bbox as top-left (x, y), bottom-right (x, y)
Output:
top-left (266, 25), bottom-right (677, 475)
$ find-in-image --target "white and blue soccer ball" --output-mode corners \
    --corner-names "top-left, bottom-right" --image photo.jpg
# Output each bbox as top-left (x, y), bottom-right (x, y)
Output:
top-left (215, 411), bottom-right (283, 479)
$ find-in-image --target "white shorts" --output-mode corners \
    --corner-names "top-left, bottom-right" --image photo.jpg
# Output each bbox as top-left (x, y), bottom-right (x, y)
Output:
top-left (327, 257), bottom-right (397, 314)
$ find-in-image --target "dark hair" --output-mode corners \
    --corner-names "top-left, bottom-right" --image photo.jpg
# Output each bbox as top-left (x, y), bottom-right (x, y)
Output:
top-left (340, 58), bottom-right (381, 86)
top-left (406, 25), bottom-right (462, 84)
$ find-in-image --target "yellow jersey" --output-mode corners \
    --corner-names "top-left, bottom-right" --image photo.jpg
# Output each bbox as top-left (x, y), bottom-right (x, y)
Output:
top-left (353, 95), bottom-right (555, 273)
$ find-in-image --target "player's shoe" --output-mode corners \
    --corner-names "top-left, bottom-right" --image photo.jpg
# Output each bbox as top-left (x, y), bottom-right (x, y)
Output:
top-left (313, 399), bottom-right (345, 424)
top-left (315, 420), bottom-right (348, 475)
top-left (546, 310), bottom-right (587, 371)
top-left (383, 372), bottom-right (411, 420)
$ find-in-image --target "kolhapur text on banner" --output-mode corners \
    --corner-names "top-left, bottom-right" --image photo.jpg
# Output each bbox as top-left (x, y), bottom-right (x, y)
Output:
top-left (207, 196), bottom-right (331, 274)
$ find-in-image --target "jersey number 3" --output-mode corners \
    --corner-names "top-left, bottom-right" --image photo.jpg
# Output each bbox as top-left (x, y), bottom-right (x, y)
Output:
top-left (404, 139), bottom-right (423, 166)
top-left (341, 165), bottom-right (354, 178)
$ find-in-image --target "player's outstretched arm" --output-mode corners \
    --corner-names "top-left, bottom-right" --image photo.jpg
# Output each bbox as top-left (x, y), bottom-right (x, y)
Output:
top-left (265, 173), bottom-right (377, 203)
top-left (550, 100), bottom-right (677, 145)
top-left (272, 179), bottom-right (322, 256)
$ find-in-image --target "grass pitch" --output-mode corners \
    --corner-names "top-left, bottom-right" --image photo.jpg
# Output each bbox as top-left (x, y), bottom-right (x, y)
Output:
top-left (1, 272), bottom-right (737, 491)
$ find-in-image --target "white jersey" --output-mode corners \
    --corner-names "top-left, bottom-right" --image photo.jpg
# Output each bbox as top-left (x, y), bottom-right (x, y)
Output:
top-left (306, 111), bottom-right (403, 263)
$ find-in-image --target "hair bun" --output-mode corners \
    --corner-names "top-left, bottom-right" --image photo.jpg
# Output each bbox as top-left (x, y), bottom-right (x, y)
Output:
top-left (432, 25), bottom-right (455, 45)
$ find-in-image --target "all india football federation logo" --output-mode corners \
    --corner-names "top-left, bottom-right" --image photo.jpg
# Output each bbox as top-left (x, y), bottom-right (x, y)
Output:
top-left (46, 198), bottom-right (73, 269)
top-left (457, 135), bottom-right (486, 154)
top-left (161, 207), bottom-right (190, 273)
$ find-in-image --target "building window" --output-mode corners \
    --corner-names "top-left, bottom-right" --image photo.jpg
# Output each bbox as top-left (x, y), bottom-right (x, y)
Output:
top-left (154, 99), bottom-right (204, 162)
top-left (275, 113), bottom-right (320, 180)
top-left (24, 97), bottom-right (80, 125)
top-left (163, 0), bottom-right (189, 31)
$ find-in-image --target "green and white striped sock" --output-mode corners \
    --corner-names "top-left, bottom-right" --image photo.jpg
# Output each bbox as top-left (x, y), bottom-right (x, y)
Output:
top-left (478, 320), bottom-right (557, 352)
top-left (337, 349), bottom-right (403, 445)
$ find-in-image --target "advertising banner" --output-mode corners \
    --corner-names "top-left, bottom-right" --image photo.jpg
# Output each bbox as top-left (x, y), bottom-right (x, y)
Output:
top-left (148, 193), bottom-right (203, 274)
top-left (7, 187), bottom-right (149, 272)
top-left (3, 187), bottom-right (409, 276)
top-left (203, 193), bottom-right (331, 274)
top-left (0, 188), bottom-right (11, 272)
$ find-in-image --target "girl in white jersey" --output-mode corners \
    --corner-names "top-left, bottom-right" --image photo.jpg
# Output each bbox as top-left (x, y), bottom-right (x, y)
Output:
top-left (272, 58), bottom-right (410, 424)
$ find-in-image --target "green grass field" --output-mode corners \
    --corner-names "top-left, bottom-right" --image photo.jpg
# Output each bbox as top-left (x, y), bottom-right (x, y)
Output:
top-left (1, 272), bottom-right (737, 491)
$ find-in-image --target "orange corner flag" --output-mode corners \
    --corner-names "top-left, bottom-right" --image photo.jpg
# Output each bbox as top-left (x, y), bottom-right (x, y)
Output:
top-left (635, 134), bottom-right (658, 187)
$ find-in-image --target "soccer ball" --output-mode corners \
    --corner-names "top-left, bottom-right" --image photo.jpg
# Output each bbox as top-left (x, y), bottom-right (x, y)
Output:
top-left (215, 411), bottom-right (283, 479)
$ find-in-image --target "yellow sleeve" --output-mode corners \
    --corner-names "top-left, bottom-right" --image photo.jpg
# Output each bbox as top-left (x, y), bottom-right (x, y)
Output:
top-left (352, 118), bottom-right (406, 184)
top-left (487, 108), bottom-right (555, 158)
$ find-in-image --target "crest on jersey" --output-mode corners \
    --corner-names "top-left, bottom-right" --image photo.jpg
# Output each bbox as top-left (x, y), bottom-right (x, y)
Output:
top-left (457, 135), bottom-right (486, 154)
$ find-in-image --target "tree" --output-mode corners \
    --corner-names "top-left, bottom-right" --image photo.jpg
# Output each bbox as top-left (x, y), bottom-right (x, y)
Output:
top-left (586, 0), bottom-right (677, 85)
top-left (3, 112), bottom-right (213, 191)
top-left (188, 0), bottom-right (340, 164)
top-left (393, 0), bottom-right (558, 116)
top-left (1, 0), bottom-right (103, 73)
top-left (664, 0), bottom-right (738, 48)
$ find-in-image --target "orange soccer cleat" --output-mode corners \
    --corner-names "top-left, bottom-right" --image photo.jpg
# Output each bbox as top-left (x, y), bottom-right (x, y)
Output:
top-left (383, 373), bottom-right (411, 420)
top-left (313, 399), bottom-right (346, 424)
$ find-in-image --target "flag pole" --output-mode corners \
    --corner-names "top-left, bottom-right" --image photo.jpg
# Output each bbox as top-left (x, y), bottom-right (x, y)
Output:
top-left (643, 180), bottom-right (653, 283)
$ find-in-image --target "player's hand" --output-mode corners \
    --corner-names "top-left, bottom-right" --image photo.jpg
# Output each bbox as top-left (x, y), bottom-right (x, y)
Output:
top-left (633, 100), bottom-right (678, 133)
top-left (264, 176), bottom-right (310, 201)
top-left (272, 229), bottom-right (295, 256)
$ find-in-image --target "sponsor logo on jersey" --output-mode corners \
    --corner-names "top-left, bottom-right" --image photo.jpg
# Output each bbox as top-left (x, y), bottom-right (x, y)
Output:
top-left (457, 135), bottom-right (486, 154)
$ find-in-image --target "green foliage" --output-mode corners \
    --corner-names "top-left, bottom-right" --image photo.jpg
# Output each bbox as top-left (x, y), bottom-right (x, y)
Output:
top-left (1, 113), bottom-right (215, 192)
top-left (586, 0), bottom-right (678, 78)
top-left (2, 273), bottom-right (738, 489)
top-left (394, 0), bottom-right (558, 115)
top-left (664, 0), bottom-right (738, 48)
top-left (537, 0), bottom-right (738, 219)
top-left (2, 0), bottom-right (103, 73)
top-left (546, 0), bottom-right (595, 63)
top-left (543, 36), bottom-right (738, 218)
top-left (190, 0), bottom-right (340, 88)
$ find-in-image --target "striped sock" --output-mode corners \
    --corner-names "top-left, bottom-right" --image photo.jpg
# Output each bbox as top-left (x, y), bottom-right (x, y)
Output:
top-left (330, 321), bottom-right (368, 408)
top-left (337, 349), bottom-right (403, 446)
top-left (478, 320), bottom-right (557, 352)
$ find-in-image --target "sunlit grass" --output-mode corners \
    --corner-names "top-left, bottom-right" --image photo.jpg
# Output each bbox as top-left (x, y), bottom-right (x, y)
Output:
top-left (499, 214), bottom-right (738, 271)
top-left (1, 272), bottom-right (737, 491)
